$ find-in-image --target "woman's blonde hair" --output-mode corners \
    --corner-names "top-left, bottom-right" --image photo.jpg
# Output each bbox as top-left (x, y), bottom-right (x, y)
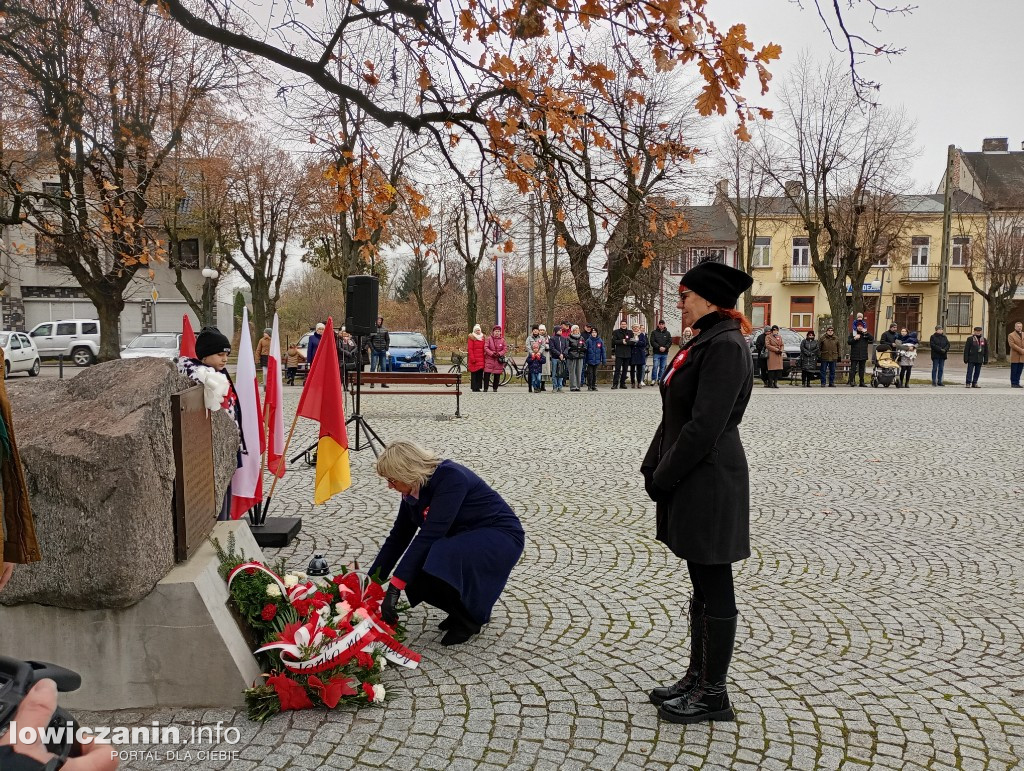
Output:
top-left (375, 441), bottom-right (442, 487)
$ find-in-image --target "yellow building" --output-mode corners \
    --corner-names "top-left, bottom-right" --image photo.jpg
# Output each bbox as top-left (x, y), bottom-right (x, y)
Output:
top-left (656, 195), bottom-right (988, 344)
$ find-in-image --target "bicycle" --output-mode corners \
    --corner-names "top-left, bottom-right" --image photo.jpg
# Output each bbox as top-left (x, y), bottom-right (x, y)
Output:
top-left (445, 352), bottom-right (465, 387)
top-left (500, 346), bottom-right (530, 387)
top-left (403, 350), bottom-right (438, 373)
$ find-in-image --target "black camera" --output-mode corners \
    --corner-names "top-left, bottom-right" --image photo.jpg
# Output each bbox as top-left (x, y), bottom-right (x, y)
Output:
top-left (0, 657), bottom-right (82, 764)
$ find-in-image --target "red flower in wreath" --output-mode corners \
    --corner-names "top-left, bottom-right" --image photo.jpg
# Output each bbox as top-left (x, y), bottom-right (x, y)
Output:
top-left (261, 603), bottom-right (278, 621)
top-left (308, 675), bottom-right (357, 709)
top-left (355, 650), bottom-right (375, 670)
top-left (362, 682), bottom-right (376, 702)
top-left (267, 673), bottom-right (313, 711)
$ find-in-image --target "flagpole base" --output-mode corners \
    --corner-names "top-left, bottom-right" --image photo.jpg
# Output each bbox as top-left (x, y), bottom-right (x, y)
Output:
top-left (248, 517), bottom-right (302, 548)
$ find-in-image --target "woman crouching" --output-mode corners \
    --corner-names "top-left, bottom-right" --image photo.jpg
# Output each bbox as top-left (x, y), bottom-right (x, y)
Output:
top-left (370, 442), bottom-right (525, 646)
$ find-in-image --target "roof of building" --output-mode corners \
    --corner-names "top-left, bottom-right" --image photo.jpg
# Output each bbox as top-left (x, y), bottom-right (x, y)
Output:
top-left (730, 191), bottom-right (986, 216)
top-left (959, 150), bottom-right (1024, 208)
top-left (678, 204), bottom-right (735, 242)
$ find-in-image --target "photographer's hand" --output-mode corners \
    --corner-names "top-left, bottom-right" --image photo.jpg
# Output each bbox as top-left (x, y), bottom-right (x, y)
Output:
top-left (0, 561), bottom-right (13, 592)
top-left (1, 679), bottom-right (118, 770)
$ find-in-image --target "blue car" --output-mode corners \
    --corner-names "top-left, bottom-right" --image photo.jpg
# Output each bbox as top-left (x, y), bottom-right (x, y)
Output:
top-left (387, 331), bottom-right (437, 371)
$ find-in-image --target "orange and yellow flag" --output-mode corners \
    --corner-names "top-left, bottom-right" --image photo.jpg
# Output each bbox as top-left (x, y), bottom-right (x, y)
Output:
top-left (295, 317), bottom-right (351, 503)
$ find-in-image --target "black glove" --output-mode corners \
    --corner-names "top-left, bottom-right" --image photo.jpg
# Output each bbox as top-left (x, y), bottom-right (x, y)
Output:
top-left (381, 584), bottom-right (401, 626)
top-left (642, 468), bottom-right (668, 503)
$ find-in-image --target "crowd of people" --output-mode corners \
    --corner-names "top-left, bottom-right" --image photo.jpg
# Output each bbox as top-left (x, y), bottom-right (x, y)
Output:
top-left (464, 319), bottom-right (688, 392)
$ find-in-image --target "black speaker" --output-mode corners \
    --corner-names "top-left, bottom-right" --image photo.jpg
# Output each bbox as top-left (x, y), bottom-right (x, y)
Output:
top-left (346, 274), bottom-right (379, 336)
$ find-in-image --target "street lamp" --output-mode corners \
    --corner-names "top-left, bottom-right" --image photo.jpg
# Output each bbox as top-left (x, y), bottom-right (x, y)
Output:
top-left (200, 266), bottom-right (219, 327)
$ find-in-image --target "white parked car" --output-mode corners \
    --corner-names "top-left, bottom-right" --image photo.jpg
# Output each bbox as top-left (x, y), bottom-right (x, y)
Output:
top-left (1, 331), bottom-right (41, 378)
top-left (28, 319), bottom-right (101, 366)
top-left (121, 333), bottom-right (182, 360)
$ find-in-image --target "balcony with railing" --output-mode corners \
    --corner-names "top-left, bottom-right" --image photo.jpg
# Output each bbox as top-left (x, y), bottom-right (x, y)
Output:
top-left (782, 264), bottom-right (816, 283)
top-left (899, 264), bottom-right (940, 283)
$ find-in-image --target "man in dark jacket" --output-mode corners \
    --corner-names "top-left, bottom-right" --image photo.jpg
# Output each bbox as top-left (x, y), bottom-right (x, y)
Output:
top-left (963, 326), bottom-right (988, 388)
top-left (548, 323), bottom-right (570, 392)
top-left (879, 323), bottom-right (900, 347)
top-left (928, 325), bottom-right (950, 386)
top-left (650, 320), bottom-right (673, 383)
top-left (368, 316), bottom-right (391, 388)
top-left (611, 320), bottom-right (634, 390)
top-left (818, 326), bottom-right (841, 387)
top-left (753, 325), bottom-right (770, 385)
top-left (847, 326), bottom-right (873, 386)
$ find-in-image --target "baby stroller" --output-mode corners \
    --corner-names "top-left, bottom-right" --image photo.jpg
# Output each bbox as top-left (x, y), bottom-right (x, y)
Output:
top-left (871, 343), bottom-right (899, 388)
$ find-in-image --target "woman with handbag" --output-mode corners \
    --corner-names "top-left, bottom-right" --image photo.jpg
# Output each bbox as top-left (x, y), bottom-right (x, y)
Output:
top-left (483, 325), bottom-right (507, 392)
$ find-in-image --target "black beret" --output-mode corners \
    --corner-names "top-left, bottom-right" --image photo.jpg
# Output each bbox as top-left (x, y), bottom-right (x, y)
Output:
top-left (679, 261), bottom-right (754, 309)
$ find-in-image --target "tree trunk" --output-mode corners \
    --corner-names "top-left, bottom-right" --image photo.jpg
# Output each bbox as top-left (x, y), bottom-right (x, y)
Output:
top-left (465, 261), bottom-right (478, 334)
top-left (93, 294), bottom-right (126, 362)
top-left (823, 283), bottom-right (852, 358)
top-left (989, 297), bottom-right (1011, 361)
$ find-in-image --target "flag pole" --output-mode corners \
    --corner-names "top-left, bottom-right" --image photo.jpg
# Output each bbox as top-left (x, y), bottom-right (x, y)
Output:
top-left (265, 409), bottom-right (301, 507)
top-left (255, 401), bottom-right (272, 525)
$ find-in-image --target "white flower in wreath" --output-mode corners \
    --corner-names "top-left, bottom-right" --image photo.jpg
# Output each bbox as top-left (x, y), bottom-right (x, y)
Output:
top-left (378, 657), bottom-right (387, 670)
top-left (372, 684), bottom-right (386, 702)
top-left (283, 575), bottom-right (299, 588)
top-left (266, 584), bottom-right (282, 598)
top-left (335, 601), bottom-right (352, 617)
top-left (296, 572), bottom-right (307, 580)
top-left (351, 608), bottom-right (366, 623)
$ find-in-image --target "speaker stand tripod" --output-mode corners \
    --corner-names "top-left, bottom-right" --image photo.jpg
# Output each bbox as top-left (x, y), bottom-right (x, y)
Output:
top-left (346, 335), bottom-right (384, 456)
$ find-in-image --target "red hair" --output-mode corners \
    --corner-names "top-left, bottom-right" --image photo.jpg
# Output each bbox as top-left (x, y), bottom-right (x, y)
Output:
top-left (718, 308), bottom-right (752, 335)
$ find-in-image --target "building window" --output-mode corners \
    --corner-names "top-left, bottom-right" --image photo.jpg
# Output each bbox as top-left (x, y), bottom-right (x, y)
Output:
top-left (34, 234), bottom-right (59, 264)
top-left (751, 296), bottom-right (771, 328)
top-left (40, 182), bottom-right (64, 213)
top-left (947, 293), bottom-right (973, 328)
top-left (670, 246), bottom-right (725, 275)
top-left (951, 237), bottom-right (969, 268)
top-left (176, 238), bottom-right (200, 269)
top-left (790, 296), bottom-right (814, 331)
top-left (910, 236), bottom-right (930, 266)
top-left (751, 236), bottom-right (771, 268)
top-left (894, 294), bottom-right (922, 333)
top-left (791, 237), bottom-right (810, 266)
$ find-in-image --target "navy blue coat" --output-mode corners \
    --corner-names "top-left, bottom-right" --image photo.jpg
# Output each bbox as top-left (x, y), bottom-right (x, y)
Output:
top-left (526, 353), bottom-right (546, 375)
top-left (368, 460), bottom-right (525, 624)
top-left (631, 333), bottom-right (649, 365)
top-left (586, 336), bottom-right (607, 365)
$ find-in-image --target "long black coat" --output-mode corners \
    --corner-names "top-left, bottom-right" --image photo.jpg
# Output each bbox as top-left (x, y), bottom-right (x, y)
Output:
top-left (642, 318), bottom-right (753, 564)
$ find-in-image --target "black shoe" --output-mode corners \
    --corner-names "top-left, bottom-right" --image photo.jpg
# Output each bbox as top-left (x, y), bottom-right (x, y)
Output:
top-left (440, 611), bottom-right (481, 646)
top-left (649, 600), bottom-right (704, 707)
top-left (859, 383), bottom-right (867, 387)
top-left (658, 615), bottom-right (737, 724)
top-left (438, 615), bottom-right (454, 631)
top-left (829, 384), bottom-right (835, 387)
top-left (611, 385), bottom-right (618, 390)
top-left (972, 384), bottom-right (981, 388)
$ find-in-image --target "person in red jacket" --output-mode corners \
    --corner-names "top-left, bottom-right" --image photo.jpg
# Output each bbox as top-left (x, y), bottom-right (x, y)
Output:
top-left (467, 324), bottom-right (486, 392)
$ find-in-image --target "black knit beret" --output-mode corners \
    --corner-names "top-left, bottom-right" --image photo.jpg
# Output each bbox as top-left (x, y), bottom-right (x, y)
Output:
top-left (679, 261), bottom-right (754, 309)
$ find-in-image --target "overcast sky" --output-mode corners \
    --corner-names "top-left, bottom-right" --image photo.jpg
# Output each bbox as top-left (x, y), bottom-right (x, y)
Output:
top-left (706, 0), bottom-right (1024, 192)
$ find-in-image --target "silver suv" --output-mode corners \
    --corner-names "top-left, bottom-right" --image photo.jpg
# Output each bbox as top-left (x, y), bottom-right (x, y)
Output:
top-left (29, 319), bottom-right (101, 366)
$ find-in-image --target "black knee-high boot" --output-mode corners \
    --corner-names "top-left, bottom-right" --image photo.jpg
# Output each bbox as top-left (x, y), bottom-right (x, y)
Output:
top-left (658, 614), bottom-right (737, 723)
top-left (649, 599), bottom-right (704, 706)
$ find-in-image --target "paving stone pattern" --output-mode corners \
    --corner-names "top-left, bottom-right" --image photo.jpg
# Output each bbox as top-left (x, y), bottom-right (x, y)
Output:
top-left (86, 384), bottom-right (1024, 770)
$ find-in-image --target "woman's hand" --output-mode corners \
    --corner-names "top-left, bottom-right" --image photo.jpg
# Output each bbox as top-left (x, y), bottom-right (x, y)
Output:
top-left (380, 585), bottom-right (401, 626)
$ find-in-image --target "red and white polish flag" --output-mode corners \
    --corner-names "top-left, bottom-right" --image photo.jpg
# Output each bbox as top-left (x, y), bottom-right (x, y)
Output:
top-left (266, 313), bottom-right (286, 478)
top-left (230, 307), bottom-right (265, 519)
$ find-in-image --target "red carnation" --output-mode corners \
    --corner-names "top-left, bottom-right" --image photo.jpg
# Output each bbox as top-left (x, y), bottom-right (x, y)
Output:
top-left (362, 682), bottom-right (376, 702)
top-left (355, 651), bottom-right (375, 670)
top-left (267, 673), bottom-right (314, 711)
top-left (245, 567), bottom-right (257, 575)
top-left (261, 603), bottom-right (278, 621)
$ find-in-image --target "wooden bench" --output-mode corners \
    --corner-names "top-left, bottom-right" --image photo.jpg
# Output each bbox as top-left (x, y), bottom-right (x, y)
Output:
top-left (347, 371), bottom-right (463, 417)
top-left (785, 359), bottom-right (852, 385)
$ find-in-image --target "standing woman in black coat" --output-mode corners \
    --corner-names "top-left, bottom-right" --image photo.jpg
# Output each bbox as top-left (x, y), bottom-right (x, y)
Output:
top-left (641, 260), bottom-right (754, 725)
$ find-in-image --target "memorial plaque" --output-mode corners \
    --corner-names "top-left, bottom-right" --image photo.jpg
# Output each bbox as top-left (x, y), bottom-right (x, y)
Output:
top-left (171, 386), bottom-right (218, 562)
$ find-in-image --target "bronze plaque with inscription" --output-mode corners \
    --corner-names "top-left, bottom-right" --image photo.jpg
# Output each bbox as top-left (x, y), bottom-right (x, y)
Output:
top-left (171, 385), bottom-right (218, 562)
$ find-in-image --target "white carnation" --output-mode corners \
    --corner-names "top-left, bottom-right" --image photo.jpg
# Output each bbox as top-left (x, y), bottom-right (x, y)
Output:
top-left (372, 684), bottom-right (386, 702)
top-left (335, 601), bottom-right (352, 616)
top-left (283, 575), bottom-right (299, 588)
top-left (266, 584), bottom-right (282, 598)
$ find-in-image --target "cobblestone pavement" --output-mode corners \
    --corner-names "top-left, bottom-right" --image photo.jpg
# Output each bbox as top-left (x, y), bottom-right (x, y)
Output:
top-left (87, 383), bottom-right (1024, 770)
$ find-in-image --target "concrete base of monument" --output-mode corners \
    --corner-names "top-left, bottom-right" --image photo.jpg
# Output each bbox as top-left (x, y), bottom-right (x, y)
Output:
top-left (0, 520), bottom-right (264, 711)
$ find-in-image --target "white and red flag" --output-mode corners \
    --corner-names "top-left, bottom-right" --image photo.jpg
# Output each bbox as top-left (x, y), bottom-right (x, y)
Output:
top-left (230, 307), bottom-right (265, 519)
top-left (265, 313), bottom-right (286, 478)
